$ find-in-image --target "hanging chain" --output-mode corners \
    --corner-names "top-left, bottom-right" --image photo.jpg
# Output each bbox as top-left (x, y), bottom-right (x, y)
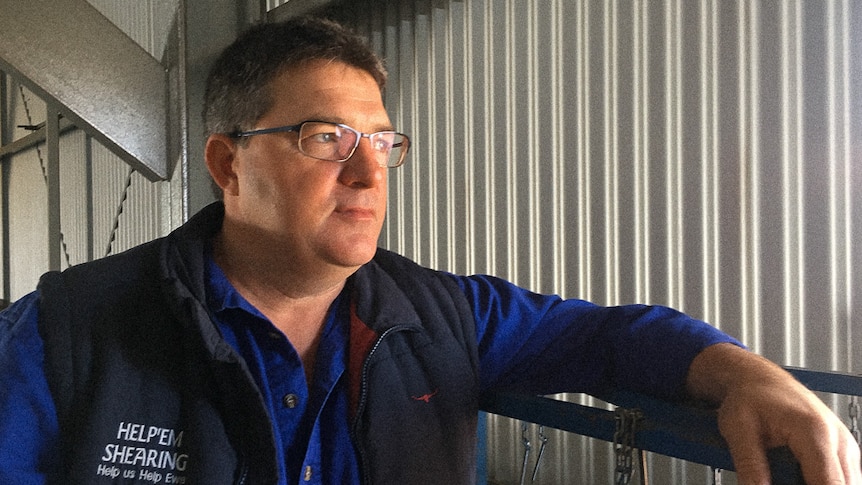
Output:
top-left (614, 408), bottom-right (643, 485)
top-left (18, 86), bottom-right (72, 268)
top-left (850, 397), bottom-right (860, 446)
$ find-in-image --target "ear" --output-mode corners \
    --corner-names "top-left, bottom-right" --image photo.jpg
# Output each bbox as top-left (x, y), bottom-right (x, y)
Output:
top-left (205, 134), bottom-right (240, 197)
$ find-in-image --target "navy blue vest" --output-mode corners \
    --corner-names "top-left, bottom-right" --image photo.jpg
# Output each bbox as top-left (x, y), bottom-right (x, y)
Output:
top-left (38, 203), bottom-right (480, 484)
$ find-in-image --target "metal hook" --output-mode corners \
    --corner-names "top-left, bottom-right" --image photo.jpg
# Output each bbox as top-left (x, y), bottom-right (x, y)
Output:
top-left (519, 422), bottom-right (532, 485)
top-left (711, 467), bottom-right (723, 485)
top-left (531, 425), bottom-right (549, 482)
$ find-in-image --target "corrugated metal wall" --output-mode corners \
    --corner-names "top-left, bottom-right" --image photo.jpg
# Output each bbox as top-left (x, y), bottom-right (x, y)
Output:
top-left (0, 0), bottom-right (181, 300)
top-left (341, 0), bottom-right (862, 483)
top-left (2, 0), bottom-right (860, 482)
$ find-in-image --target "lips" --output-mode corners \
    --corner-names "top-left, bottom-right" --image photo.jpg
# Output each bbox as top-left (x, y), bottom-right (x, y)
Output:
top-left (334, 206), bottom-right (376, 220)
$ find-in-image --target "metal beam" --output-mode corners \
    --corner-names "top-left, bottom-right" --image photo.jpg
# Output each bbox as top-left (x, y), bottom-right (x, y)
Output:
top-left (481, 391), bottom-right (804, 484)
top-left (0, 0), bottom-right (168, 181)
top-left (267, 0), bottom-right (336, 21)
top-left (1, 73), bottom-right (9, 301)
top-left (480, 366), bottom-right (862, 484)
top-left (786, 367), bottom-right (862, 396)
top-left (0, 118), bottom-right (76, 159)
top-left (46, 103), bottom-right (60, 271)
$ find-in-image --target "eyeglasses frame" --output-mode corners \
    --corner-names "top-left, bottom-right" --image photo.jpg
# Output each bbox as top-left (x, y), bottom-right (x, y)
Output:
top-left (230, 120), bottom-right (410, 168)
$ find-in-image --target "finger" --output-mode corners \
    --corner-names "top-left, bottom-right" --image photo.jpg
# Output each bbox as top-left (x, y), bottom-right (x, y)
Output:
top-left (718, 408), bottom-right (771, 485)
top-left (789, 418), bottom-right (855, 485)
top-left (841, 440), bottom-right (862, 485)
top-left (838, 428), bottom-right (861, 485)
top-left (727, 439), bottom-right (771, 485)
top-left (792, 439), bottom-right (846, 485)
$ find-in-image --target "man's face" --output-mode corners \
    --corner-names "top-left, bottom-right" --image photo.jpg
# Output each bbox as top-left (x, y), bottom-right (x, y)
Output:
top-left (223, 60), bottom-right (391, 274)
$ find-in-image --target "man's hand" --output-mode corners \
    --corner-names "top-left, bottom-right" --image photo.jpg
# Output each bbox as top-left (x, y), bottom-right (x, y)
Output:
top-left (686, 343), bottom-right (861, 484)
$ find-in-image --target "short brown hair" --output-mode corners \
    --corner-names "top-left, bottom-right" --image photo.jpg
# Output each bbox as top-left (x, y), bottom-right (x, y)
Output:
top-left (202, 16), bottom-right (387, 138)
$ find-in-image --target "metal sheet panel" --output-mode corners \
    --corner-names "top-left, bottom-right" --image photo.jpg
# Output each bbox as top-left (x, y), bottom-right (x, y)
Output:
top-left (345, 0), bottom-right (862, 482)
top-left (85, 0), bottom-right (179, 59)
top-left (58, 129), bottom-right (93, 265)
top-left (90, 139), bottom-right (162, 258)
top-left (7, 147), bottom-right (48, 299)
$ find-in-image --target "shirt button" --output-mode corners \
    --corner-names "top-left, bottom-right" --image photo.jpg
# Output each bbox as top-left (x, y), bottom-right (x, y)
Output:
top-left (282, 393), bottom-right (298, 409)
top-left (304, 465), bottom-right (312, 481)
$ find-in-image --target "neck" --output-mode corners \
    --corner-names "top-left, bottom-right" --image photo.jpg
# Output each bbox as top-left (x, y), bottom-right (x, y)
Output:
top-left (213, 217), bottom-right (356, 303)
top-left (212, 227), bottom-right (351, 382)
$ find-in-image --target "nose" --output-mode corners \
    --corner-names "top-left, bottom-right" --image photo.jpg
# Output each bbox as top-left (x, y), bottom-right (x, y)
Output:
top-left (338, 137), bottom-right (385, 188)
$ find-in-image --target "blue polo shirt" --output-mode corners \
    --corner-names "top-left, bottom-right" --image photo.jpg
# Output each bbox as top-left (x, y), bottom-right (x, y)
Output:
top-left (204, 255), bottom-right (359, 484)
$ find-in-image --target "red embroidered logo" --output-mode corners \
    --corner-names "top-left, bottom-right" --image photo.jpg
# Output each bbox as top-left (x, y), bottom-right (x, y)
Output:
top-left (411, 389), bottom-right (439, 403)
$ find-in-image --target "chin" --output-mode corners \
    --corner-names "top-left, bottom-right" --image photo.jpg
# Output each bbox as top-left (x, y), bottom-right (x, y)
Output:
top-left (329, 242), bottom-right (378, 268)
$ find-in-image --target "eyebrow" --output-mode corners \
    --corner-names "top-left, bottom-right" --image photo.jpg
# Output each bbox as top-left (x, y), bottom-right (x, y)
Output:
top-left (301, 115), bottom-right (395, 133)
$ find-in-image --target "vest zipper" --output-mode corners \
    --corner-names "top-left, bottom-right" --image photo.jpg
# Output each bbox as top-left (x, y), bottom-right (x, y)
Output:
top-left (349, 325), bottom-right (411, 485)
top-left (234, 452), bottom-right (249, 485)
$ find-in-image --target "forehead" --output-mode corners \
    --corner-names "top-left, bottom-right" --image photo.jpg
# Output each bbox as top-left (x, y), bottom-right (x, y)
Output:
top-left (264, 59), bottom-right (391, 130)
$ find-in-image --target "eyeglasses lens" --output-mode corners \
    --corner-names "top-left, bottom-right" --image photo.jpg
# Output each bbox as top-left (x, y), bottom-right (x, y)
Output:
top-left (298, 121), bottom-right (408, 167)
top-left (299, 122), bottom-right (354, 161)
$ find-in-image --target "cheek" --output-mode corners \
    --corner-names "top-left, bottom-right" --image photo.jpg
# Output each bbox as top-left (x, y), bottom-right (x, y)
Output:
top-left (269, 167), bottom-right (341, 221)
top-left (244, 170), bottom-right (273, 199)
top-left (242, 156), bottom-right (306, 202)
top-left (238, 170), bottom-right (284, 216)
top-left (380, 176), bottom-right (390, 209)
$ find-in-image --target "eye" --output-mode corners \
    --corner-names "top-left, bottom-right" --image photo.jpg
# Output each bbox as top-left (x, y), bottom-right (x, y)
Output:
top-left (373, 139), bottom-right (391, 151)
top-left (371, 134), bottom-right (396, 152)
top-left (301, 122), bottom-right (346, 145)
top-left (308, 131), bottom-right (341, 144)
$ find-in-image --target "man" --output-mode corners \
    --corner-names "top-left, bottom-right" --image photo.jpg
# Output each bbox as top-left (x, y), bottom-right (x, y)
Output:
top-left (1, 16), bottom-right (859, 485)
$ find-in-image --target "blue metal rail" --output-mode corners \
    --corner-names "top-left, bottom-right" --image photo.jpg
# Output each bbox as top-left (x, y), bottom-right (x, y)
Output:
top-left (479, 367), bottom-right (862, 484)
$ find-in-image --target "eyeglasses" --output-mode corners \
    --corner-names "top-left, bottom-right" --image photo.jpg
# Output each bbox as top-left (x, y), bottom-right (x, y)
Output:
top-left (231, 120), bottom-right (410, 168)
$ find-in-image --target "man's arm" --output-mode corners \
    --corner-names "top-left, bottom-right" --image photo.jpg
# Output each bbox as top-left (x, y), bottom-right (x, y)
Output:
top-left (686, 343), bottom-right (861, 484)
top-left (0, 292), bottom-right (60, 483)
